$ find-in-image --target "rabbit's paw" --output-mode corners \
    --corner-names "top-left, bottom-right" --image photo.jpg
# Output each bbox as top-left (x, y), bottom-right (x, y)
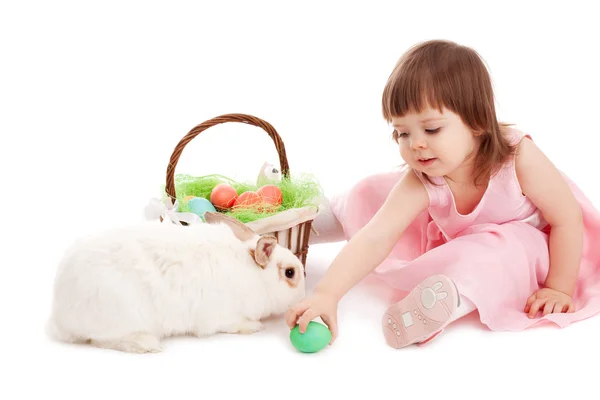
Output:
top-left (227, 320), bottom-right (264, 335)
top-left (91, 333), bottom-right (163, 354)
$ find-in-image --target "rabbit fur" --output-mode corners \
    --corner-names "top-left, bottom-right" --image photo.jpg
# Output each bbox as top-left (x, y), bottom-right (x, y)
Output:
top-left (46, 211), bottom-right (306, 353)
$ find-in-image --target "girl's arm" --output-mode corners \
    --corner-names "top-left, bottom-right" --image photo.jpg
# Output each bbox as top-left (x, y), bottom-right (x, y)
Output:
top-left (515, 137), bottom-right (584, 297)
top-left (314, 169), bottom-right (430, 302)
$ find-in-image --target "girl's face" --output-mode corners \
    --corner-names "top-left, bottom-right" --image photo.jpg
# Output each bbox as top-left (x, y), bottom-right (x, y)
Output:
top-left (391, 106), bottom-right (479, 179)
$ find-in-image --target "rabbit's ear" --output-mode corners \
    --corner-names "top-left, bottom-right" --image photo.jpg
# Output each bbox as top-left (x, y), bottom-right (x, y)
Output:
top-left (253, 236), bottom-right (278, 267)
top-left (204, 212), bottom-right (255, 242)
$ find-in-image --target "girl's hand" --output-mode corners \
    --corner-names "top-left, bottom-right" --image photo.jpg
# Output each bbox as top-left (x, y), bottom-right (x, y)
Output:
top-left (524, 287), bottom-right (575, 318)
top-left (285, 290), bottom-right (339, 344)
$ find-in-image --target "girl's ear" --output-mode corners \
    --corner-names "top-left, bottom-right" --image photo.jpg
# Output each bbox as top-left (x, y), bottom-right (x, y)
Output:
top-left (473, 129), bottom-right (487, 138)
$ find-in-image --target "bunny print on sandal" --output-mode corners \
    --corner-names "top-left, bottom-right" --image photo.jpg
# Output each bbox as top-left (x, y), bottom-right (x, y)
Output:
top-left (382, 274), bottom-right (460, 349)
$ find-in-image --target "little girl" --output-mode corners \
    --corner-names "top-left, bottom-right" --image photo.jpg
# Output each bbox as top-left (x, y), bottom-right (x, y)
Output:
top-left (286, 39), bottom-right (600, 349)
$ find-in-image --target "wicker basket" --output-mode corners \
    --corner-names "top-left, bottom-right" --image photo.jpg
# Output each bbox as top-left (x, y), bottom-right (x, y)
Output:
top-left (163, 113), bottom-right (318, 268)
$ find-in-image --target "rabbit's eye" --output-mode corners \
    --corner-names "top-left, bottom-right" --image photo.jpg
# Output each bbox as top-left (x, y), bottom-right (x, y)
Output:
top-left (285, 268), bottom-right (295, 279)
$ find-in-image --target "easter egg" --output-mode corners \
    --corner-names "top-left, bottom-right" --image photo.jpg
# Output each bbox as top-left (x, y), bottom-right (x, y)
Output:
top-left (187, 197), bottom-right (216, 221)
top-left (289, 321), bottom-right (332, 353)
top-left (210, 183), bottom-right (238, 210)
top-left (184, 195), bottom-right (196, 203)
top-left (257, 184), bottom-right (282, 206)
top-left (233, 191), bottom-right (261, 208)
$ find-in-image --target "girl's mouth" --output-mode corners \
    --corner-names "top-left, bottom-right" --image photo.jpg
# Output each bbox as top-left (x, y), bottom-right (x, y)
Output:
top-left (418, 158), bottom-right (437, 167)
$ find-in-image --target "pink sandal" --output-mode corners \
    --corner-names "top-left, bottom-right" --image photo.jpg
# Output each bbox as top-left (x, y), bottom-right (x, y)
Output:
top-left (382, 274), bottom-right (460, 349)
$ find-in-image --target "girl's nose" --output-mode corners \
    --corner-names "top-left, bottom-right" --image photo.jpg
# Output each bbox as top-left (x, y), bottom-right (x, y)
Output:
top-left (410, 138), bottom-right (427, 150)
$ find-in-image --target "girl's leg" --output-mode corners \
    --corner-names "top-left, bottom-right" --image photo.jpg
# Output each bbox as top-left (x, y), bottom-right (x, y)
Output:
top-left (452, 295), bottom-right (477, 322)
top-left (377, 222), bottom-right (550, 349)
top-left (309, 196), bottom-right (346, 244)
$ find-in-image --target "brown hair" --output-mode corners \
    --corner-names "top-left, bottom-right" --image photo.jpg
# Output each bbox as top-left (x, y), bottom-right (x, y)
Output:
top-left (382, 39), bottom-right (516, 187)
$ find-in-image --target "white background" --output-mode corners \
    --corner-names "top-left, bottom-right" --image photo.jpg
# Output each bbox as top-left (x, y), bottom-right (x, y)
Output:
top-left (2, 1), bottom-right (599, 399)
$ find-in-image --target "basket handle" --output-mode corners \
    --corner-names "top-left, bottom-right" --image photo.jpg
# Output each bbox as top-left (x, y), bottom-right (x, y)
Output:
top-left (165, 113), bottom-right (290, 202)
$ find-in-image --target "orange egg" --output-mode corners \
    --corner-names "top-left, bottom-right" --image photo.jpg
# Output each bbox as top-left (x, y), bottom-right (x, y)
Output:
top-left (233, 191), bottom-right (261, 208)
top-left (257, 185), bottom-right (283, 206)
top-left (210, 183), bottom-right (238, 210)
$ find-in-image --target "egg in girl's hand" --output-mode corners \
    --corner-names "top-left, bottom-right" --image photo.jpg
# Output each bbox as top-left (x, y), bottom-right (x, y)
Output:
top-left (290, 321), bottom-right (332, 353)
top-left (187, 197), bottom-right (217, 221)
top-left (210, 183), bottom-right (238, 210)
top-left (257, 184), bottom-right (283, 206)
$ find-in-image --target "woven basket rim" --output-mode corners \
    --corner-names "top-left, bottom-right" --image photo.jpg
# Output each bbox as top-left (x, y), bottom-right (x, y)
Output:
top-left (164, 113), bottom-right (290, 203)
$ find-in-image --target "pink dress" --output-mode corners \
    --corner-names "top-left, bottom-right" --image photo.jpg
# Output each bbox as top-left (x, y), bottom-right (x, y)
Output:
top-left (330, 128), bottom-right (600, 331)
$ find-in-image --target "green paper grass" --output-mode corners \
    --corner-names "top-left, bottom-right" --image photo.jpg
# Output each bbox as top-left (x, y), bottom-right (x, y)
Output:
top-left (166, 173), bottom-right (323, 223)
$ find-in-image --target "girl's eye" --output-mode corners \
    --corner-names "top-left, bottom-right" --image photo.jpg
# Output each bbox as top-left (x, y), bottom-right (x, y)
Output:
top-left (425, 128), bottom-right (441, 134)
top-left (392, 130), bottom-right (407, 142)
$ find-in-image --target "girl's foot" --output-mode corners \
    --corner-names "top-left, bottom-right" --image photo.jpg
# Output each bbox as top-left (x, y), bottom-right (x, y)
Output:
top-left (382, 274), bottom-right (459, 349)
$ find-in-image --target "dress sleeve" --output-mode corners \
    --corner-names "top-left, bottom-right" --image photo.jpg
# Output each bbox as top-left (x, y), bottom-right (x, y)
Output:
top-left (505, 126), bottom-right (533, 145)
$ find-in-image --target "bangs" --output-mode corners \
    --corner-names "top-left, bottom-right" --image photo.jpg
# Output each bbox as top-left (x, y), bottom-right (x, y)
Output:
top-left (381, 40), bottom-right (489, 127)
top-left (381, 63), bottom-right (443, 122)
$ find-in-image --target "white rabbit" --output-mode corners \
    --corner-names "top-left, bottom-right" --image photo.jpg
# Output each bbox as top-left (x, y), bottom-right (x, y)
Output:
top-left (46, 211), bottom-right (306, 353)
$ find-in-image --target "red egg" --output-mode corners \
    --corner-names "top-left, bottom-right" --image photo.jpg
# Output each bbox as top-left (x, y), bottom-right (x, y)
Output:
top-left (257, 185), bottom-right (283, 206)
top-left (210, 183), bottom-right (238, 210)
top-left (233, 191), bottom-right (261, 208)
